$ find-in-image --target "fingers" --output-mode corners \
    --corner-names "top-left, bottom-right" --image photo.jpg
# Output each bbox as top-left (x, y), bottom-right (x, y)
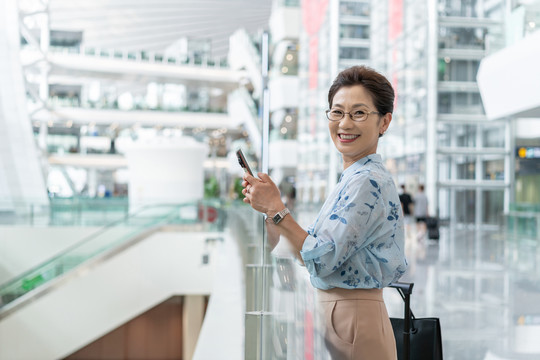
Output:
top-left (258, 173), bottom-right (274, 184)
top-left (243, 172), bottom-right (256, 184)
top-left (244, 172), bottom-right (273, 185)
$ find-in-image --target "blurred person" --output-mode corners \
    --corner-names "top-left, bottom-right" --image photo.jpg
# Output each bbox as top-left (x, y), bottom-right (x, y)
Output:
top-left (242, 65), bottom-right (407, 360)
top-left (398, 184), bottom-right (413, 233)
top-left (399, 184), bottom-right (424, 271)
top-left (413, 184), bottom-right (429, 240)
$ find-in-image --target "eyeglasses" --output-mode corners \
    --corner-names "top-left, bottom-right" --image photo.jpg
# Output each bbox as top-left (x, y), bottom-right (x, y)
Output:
top-left (325, 109), bottom-right (380, 122)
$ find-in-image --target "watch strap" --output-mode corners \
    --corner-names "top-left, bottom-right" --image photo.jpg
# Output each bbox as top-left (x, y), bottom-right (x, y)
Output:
top-left (271, 208), bottom-right (290, 225)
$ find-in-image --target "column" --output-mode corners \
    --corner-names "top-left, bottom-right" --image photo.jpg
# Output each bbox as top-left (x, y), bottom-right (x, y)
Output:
top-left (183, 295), bottom-right (205, 360)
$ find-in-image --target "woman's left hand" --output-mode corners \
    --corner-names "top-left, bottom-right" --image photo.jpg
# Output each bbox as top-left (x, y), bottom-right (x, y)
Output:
top-left (242, 172), bottom-right (284, 216)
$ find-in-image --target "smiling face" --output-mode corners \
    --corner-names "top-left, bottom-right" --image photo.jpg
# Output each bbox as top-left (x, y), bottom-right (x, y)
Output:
top-left (328, 85), bottom-right (391, 169)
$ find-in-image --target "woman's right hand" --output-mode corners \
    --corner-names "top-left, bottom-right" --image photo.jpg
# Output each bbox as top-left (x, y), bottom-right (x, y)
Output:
top-left (242, 172), bottom-right (285, 217)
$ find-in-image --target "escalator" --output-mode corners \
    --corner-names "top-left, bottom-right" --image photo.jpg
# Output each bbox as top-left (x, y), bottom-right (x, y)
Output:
top-left (0, 203), bottom-right (223, 360)
top-left (228, 87), bottom-right (262, 158)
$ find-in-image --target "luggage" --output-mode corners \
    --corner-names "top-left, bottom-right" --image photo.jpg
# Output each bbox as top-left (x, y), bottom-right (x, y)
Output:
top-left (426, 217), bottom-right (440, 240)
top-left (425, 217), bottom-right (438, 229)
top-left (389, 282), bottom-right (443, 360)
top-left (428, 227), bottom-right (440, 240)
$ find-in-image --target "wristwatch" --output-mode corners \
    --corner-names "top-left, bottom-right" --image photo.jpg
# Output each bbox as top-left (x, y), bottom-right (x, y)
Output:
top-left (269, 208), bottom-right (290, 225)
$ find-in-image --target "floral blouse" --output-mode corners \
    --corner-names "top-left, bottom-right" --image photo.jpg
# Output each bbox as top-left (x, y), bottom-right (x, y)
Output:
top-left (300, 154), bottom-right (408, 290)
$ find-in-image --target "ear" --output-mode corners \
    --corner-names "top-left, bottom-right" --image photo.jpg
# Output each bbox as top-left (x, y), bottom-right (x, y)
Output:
top-left (379, 113), bottom-right (392, 135)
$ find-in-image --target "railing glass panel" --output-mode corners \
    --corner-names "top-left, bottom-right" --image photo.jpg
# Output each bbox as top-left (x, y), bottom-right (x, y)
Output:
top-left (0, 200), bottom-right (224, 312)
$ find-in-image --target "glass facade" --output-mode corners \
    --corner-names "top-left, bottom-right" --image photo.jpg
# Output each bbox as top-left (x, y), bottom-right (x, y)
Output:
top-left (4, 0), bottom-right (540, 359)
top-left (372, 0), bottom-right (508, 224)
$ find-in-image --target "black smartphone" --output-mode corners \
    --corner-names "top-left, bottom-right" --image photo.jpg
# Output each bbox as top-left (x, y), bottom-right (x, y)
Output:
top-left (236, 149), bottom-right (253, 176)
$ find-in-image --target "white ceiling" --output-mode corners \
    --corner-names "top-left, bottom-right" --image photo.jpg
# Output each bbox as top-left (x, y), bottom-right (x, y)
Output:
top-left (48, 0), bottom-right (272, 57)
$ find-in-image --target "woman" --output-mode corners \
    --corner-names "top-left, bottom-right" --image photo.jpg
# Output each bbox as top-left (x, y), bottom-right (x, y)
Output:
top-left (242, 65), bottom-right (408, 359)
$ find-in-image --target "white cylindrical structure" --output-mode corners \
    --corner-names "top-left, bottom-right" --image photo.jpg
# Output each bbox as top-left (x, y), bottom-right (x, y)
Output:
top-left (123, 137), bottom-right (208, 208)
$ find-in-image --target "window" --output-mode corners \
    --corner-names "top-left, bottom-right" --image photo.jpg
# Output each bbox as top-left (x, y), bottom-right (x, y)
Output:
top-left (482, 124), bottom-right (505, 148)
top-left (438, 0), bottom-right (478, 17)
top-left (439, 26), bottom-right (487, 50)
top-left (483, 190), bottom-right (504, 224)
top-left (340, 24), bottom-right (370, 39)
top-left (340, 1), bottom-right (370, 17)
top-left (438, 92), bottom-right (483, 114)
top-left (456, 190), bottom-right (476, 224)
top-left (439, 59), bottom-right (480, 81)
top-left (483, 159), bottom-right (504, 180)
top-left (339, 46), bottom-right (370, 59)
top-left (456, 156), bottom-right (476, 180)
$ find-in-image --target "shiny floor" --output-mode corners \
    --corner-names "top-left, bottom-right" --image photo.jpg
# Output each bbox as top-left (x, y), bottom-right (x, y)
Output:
top-left (383, 222), bottom-right (540, 360)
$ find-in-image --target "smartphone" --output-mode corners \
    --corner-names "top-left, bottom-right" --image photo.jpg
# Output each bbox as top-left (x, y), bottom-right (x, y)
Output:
top-left (236, 149), bottom-right (253, 176)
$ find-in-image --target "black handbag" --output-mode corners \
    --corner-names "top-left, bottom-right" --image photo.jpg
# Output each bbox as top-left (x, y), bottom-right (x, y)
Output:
top-left (389, 282), bottom-right (443, 360)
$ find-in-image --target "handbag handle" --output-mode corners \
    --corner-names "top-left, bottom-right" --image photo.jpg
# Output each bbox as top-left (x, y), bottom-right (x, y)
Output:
top-left (389, 282), bottom-right (416, 319)
top-left (389, 282), bottom-right (416, 360)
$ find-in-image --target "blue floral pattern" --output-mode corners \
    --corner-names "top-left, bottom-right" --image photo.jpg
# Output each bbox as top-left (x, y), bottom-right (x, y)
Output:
top-left (300, 154), bottom-right (408, 290)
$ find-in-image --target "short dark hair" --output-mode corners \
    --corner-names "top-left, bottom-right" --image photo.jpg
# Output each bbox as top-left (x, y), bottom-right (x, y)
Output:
top-left (328, 65), bottom-right (395, 116)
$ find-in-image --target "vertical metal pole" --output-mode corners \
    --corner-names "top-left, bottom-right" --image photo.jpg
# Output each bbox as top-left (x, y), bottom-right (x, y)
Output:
top-left (259, 31), bottom-right (270, 360)
top-left (328, 0), bottom-right (340, 194)
top-left (505, 118), bottom-right (514, 214)
top-left (426, 0), bottom-right (438, 216)
top-left (261, 32), bottom-right (270, 173)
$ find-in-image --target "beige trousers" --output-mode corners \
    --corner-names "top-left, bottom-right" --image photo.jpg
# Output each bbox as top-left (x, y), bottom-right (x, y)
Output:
top-left (318, 288), bottom-right (397, 360)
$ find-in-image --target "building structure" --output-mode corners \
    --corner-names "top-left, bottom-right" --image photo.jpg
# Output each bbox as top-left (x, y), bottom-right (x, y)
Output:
top-left (2, 0), bottom-right (540, 359)
top-left (297, 0), bottom-right (373, 205)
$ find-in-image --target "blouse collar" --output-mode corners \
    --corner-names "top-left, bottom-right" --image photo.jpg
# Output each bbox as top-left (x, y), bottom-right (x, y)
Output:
top-left (339, 154), bottom-right (382, 182)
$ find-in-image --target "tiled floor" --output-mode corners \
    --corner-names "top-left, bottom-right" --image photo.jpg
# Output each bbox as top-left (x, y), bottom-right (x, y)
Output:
top-left (383, 222), bottom-right (540, 360)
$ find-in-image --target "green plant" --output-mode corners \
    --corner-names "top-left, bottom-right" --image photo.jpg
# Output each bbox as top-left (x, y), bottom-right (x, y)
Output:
top-left (204, 176), bottom-right (220, 198)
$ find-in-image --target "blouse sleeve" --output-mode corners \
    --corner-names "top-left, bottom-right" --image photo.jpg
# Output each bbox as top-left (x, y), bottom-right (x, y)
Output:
top-left (300, 173), bottom-right (402, 282)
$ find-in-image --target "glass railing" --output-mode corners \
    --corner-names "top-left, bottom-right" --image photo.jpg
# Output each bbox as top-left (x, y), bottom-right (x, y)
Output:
top-left (45, 95), bottom-right (227, 114)
top-left (46, 45), bottom-right (229, 69)
top-left (503, 205), bottom-right (540, 287)
top-left (0, 198), bottom-right (50, 226)
top-left (506, 204), bottom-right (540, 241)
top-left (241, 202), bottom-right (329, 359)
top-left (0, 200), bottom-right (225, 312)
top-left (0, 197), bottom-right (227, 227)
top-left (0, 197), bottom-right (129, 227)
top-left (48, 197), bottom-right (130, 226)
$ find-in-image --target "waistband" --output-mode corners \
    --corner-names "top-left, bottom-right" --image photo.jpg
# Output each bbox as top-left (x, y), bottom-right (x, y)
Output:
top-left (317, 287), bottom-right (384, 302)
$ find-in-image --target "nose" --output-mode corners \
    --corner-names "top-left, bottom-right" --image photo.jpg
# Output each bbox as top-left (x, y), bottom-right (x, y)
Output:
top-left (339, 113), bottom-right (355, 127)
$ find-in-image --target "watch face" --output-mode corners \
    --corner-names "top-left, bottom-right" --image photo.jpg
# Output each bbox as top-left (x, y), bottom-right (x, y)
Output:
top-left (272, 213), bottom-right (281, 224)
